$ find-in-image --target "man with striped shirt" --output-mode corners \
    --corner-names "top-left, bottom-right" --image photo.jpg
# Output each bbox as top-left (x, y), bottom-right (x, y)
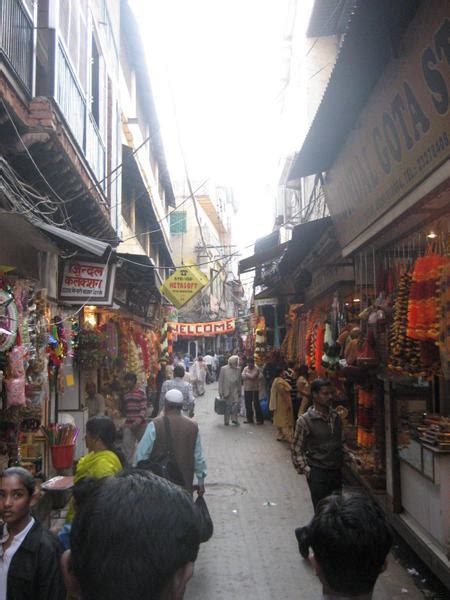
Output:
top-left (122, 372), bottom-right (147, 463)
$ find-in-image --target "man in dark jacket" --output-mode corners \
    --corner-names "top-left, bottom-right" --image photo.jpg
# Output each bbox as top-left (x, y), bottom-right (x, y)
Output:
top-left (291, 378), bottom-right (344, 510)
top-left (135, 389), bottom-right (207, 494)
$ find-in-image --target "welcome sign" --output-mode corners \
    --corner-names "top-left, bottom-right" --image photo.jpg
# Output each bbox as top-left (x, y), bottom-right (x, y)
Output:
top-left (168, 318), bottom-right (236, 337)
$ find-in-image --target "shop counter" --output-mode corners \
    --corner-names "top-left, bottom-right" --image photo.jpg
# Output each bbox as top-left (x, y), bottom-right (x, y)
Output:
top-left (399, 439), bottom-right (450, 555)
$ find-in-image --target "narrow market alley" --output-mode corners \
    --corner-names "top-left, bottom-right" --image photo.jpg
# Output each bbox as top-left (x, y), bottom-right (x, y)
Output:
top-left (186, 382), bottom-right (425, 600)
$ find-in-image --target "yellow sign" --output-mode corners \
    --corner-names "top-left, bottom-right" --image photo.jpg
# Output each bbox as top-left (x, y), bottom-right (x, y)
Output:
top-left (160, 265), bottom-right (209, 309)
top-left (325, 0), bottom-right (450, 253)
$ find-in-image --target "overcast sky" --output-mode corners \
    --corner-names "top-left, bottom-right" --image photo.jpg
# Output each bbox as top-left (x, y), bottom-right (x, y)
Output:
top-left (130, 0), bottom-right (310, 264)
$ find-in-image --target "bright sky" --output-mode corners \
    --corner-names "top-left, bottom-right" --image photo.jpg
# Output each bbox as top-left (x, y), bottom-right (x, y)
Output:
top-left (130, 0), bottom-right (298, 259)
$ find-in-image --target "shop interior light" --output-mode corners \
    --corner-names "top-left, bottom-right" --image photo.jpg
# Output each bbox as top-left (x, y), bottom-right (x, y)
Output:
top-left (427, 231), bottom-right (438, 239)
top-left (353, 298), bottom-right (361, 303)
top-left (84, 306), bottom-right (97, 328)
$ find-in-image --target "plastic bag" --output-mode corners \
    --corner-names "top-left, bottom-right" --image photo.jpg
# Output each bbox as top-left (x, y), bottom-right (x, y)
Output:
top-left (195, 495), bottom-right (213, 543)
top-left (6, 376), bottom-right (26, 406)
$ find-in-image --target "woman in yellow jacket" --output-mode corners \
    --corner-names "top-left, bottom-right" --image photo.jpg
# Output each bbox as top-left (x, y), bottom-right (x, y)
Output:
top-left (269, 368), bottom-right (293, 442)
top-left (65, 416), bottom-right (124, 523)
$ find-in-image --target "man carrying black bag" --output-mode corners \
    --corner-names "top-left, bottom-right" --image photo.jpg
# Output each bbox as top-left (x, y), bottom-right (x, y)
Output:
top-left (135, 389), bottom-right (207, 496)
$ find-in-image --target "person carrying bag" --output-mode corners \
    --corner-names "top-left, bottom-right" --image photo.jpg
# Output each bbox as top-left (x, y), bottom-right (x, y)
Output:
top-left (135, 389), bottom-right (207, 495)
top-left (137, 416), bottom-right (185, 487)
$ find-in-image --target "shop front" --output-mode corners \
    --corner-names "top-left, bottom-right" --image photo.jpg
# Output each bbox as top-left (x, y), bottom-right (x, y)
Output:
top-left (308, 0), bottom-right (450, 584)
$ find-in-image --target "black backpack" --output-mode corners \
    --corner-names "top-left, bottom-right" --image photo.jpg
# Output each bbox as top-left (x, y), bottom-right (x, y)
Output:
top-left (137, 416), bottom-right (185, 488)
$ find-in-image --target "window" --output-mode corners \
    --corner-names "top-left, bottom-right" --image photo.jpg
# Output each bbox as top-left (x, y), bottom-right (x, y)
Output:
top-left (170, 211), bottom-right (187, 234)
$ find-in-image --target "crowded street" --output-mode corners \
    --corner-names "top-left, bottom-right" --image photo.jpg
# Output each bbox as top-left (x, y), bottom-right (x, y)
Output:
top-left (185, 381), bottom-right (425, 600)
top-left (1, 0), bottom-right (450, 598)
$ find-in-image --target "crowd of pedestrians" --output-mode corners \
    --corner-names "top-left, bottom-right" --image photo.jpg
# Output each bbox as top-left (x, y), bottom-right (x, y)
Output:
top-left (0, 350), bottom-right (395, 599)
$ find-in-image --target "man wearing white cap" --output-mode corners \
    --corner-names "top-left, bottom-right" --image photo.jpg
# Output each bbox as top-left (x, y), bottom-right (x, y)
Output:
top-left (135, 389), bottom-right (207, 495)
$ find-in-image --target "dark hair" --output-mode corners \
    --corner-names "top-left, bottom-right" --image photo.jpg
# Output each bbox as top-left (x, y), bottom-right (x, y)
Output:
top-left (309, 492), bottom-right (393, 595)
top-left (124, 372), bottom-right (137, 384)
top-left (297, 365), bottom-right (308, 378)
top-left (86, 416), bottom-right (126, 468)
top-left (70, 469), bottom-right (200, 600)
top-left (310, 378), bottom-right (332, 396)
top-left (197, 355), bottom-right (203, 360)
top-left (1, 467), bottom-right (35, 496)
top-left (274, 367), bottom-right (283, 378)
top-left (173, 365), bottom-right (185, 378)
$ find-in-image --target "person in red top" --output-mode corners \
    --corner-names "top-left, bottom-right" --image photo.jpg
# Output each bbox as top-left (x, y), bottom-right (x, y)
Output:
top-left (121, 372), bottom-right (147, 464)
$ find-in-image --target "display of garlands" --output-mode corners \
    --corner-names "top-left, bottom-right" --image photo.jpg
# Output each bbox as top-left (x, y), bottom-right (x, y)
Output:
top-left (254, 315), bottom-right (266, 365)
top-left (407, 252), bottom-right (449, 341)
top-left (74, 327), bottom-right (106, 370)
top-left (388, 272), bottom-right (423, 376)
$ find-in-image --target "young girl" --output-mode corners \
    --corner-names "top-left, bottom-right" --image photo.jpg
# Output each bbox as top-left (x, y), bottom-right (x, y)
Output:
top-left (0, 467), bottom-right (66, 599)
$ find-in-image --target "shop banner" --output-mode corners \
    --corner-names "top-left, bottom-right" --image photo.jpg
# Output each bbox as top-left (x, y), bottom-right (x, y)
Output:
top-left (168, 318), bottom-right (236, 337)
top-left (160, 265), bottom-right (209, 309)
top-left (59, 260), bottom-right (116, 305)
top-left (325, 1), bottom-right (450, 253)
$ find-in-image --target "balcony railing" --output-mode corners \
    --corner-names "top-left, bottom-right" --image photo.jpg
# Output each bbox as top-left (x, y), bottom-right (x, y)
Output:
top-left (56, 42), bottom-right (86, 151)
top-left (86, 112), bottom-right (105, 185)
top-left (0, 0), bottom-right (34, 94)
top-left (53, 39), bottom-right (105, 190)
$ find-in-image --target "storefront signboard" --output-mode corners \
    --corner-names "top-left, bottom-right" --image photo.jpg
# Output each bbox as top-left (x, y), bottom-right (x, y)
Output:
top-left (168, 318), bottom-right (236, 337)
top-left (59, 260), bottom-right (116, 305)
top-left (160, 265), bottom-right (209, 309)
top-left (325, 2), bottom-right (450, 253)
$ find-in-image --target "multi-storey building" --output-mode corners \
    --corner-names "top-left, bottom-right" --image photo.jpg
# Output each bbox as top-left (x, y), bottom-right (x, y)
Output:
top-left (169, 180), bottom-right (244, 355)
top-left (0, 0), bottom-right (176, 475)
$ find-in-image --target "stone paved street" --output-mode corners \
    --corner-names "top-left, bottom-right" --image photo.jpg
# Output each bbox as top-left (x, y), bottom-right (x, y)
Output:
top-left (185, 382), bottom-right (425, 600)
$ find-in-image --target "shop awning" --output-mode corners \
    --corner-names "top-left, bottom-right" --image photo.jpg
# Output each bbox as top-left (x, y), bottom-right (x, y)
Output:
top-left (287, 0), bottom-right (422, 184)
top-left (115, 253), bottom-right (162, 318)
top-left (306, 0), bottom-right (355, 37)
top-left (33, 221), bottom-right (113, 258)
top-left (278, 217), bottom-right (331, 276)
top-left (238, 243), bottom-right (288, 275)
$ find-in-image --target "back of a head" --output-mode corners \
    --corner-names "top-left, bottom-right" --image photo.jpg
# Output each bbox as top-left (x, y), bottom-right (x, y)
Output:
top-left (309, 492), bottom-right (392, 596)
top-left (70, 469), bottom-right (200, 600)
top-left (173, 364), bottom-right (185, 378)
top-left (86, 416), bottom-right (116, 448)
top-left (228, 355), bottom-right (239, 367)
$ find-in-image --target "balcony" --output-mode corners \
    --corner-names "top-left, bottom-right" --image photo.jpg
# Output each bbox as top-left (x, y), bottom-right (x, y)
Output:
top-left (55, 40), bottom-right (105, 186)
top-left (0, 0), bottom-right (34, 95)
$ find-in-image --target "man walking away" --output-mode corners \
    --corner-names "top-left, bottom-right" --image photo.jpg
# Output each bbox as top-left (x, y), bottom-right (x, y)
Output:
top-left (160, 365), bottom-right (195, 417)
top-left (63, 469), bottom-right (201, 600)
top-left (121, 373), bottom-right (147, 464)
top-left (291, 378), bottom-right (344, 510)
top-left (242, 357), bottom-right (264, 424)
top-left (191, 355), bottom-right (207, 396)
top-left (218, 355), bottom-right (241, 426)
top-left (203, 353), bottom-right (214, 383)
top-left (301, 492), bottom-right (393, 598)
top-left (136, 389), bottom-right (207, 495)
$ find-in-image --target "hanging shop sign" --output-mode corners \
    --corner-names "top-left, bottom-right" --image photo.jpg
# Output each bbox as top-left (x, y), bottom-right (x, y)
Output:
top-left (59, 260), bottom-right (116, 305)
top-left (168, 318), bottom-right (236, 337)
top-left (325, 1), bottom-right (450, 253)
top-left (254, 297), bottom-right (278, 308)
top-left (160, 265), bottom-right (208, 309)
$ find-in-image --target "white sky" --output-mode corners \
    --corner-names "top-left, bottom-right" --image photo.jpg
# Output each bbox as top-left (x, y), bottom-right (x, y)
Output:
top-left (130, 0), bottom-right (299, 258)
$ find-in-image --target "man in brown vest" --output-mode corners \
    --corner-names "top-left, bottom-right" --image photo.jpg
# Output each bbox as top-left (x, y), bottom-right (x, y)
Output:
top-left (291, 378), bottom-right (344, 510)
top-left (135, 389), bottom-right (207, 494)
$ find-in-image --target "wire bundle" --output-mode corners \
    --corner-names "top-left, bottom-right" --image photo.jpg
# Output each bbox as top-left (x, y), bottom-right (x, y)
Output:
top-left (41, 424), bottom-right (80, 446)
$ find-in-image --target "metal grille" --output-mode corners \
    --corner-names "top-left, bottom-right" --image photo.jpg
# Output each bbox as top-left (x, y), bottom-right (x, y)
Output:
top-left (0, 0), bottom-right (33, 93)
